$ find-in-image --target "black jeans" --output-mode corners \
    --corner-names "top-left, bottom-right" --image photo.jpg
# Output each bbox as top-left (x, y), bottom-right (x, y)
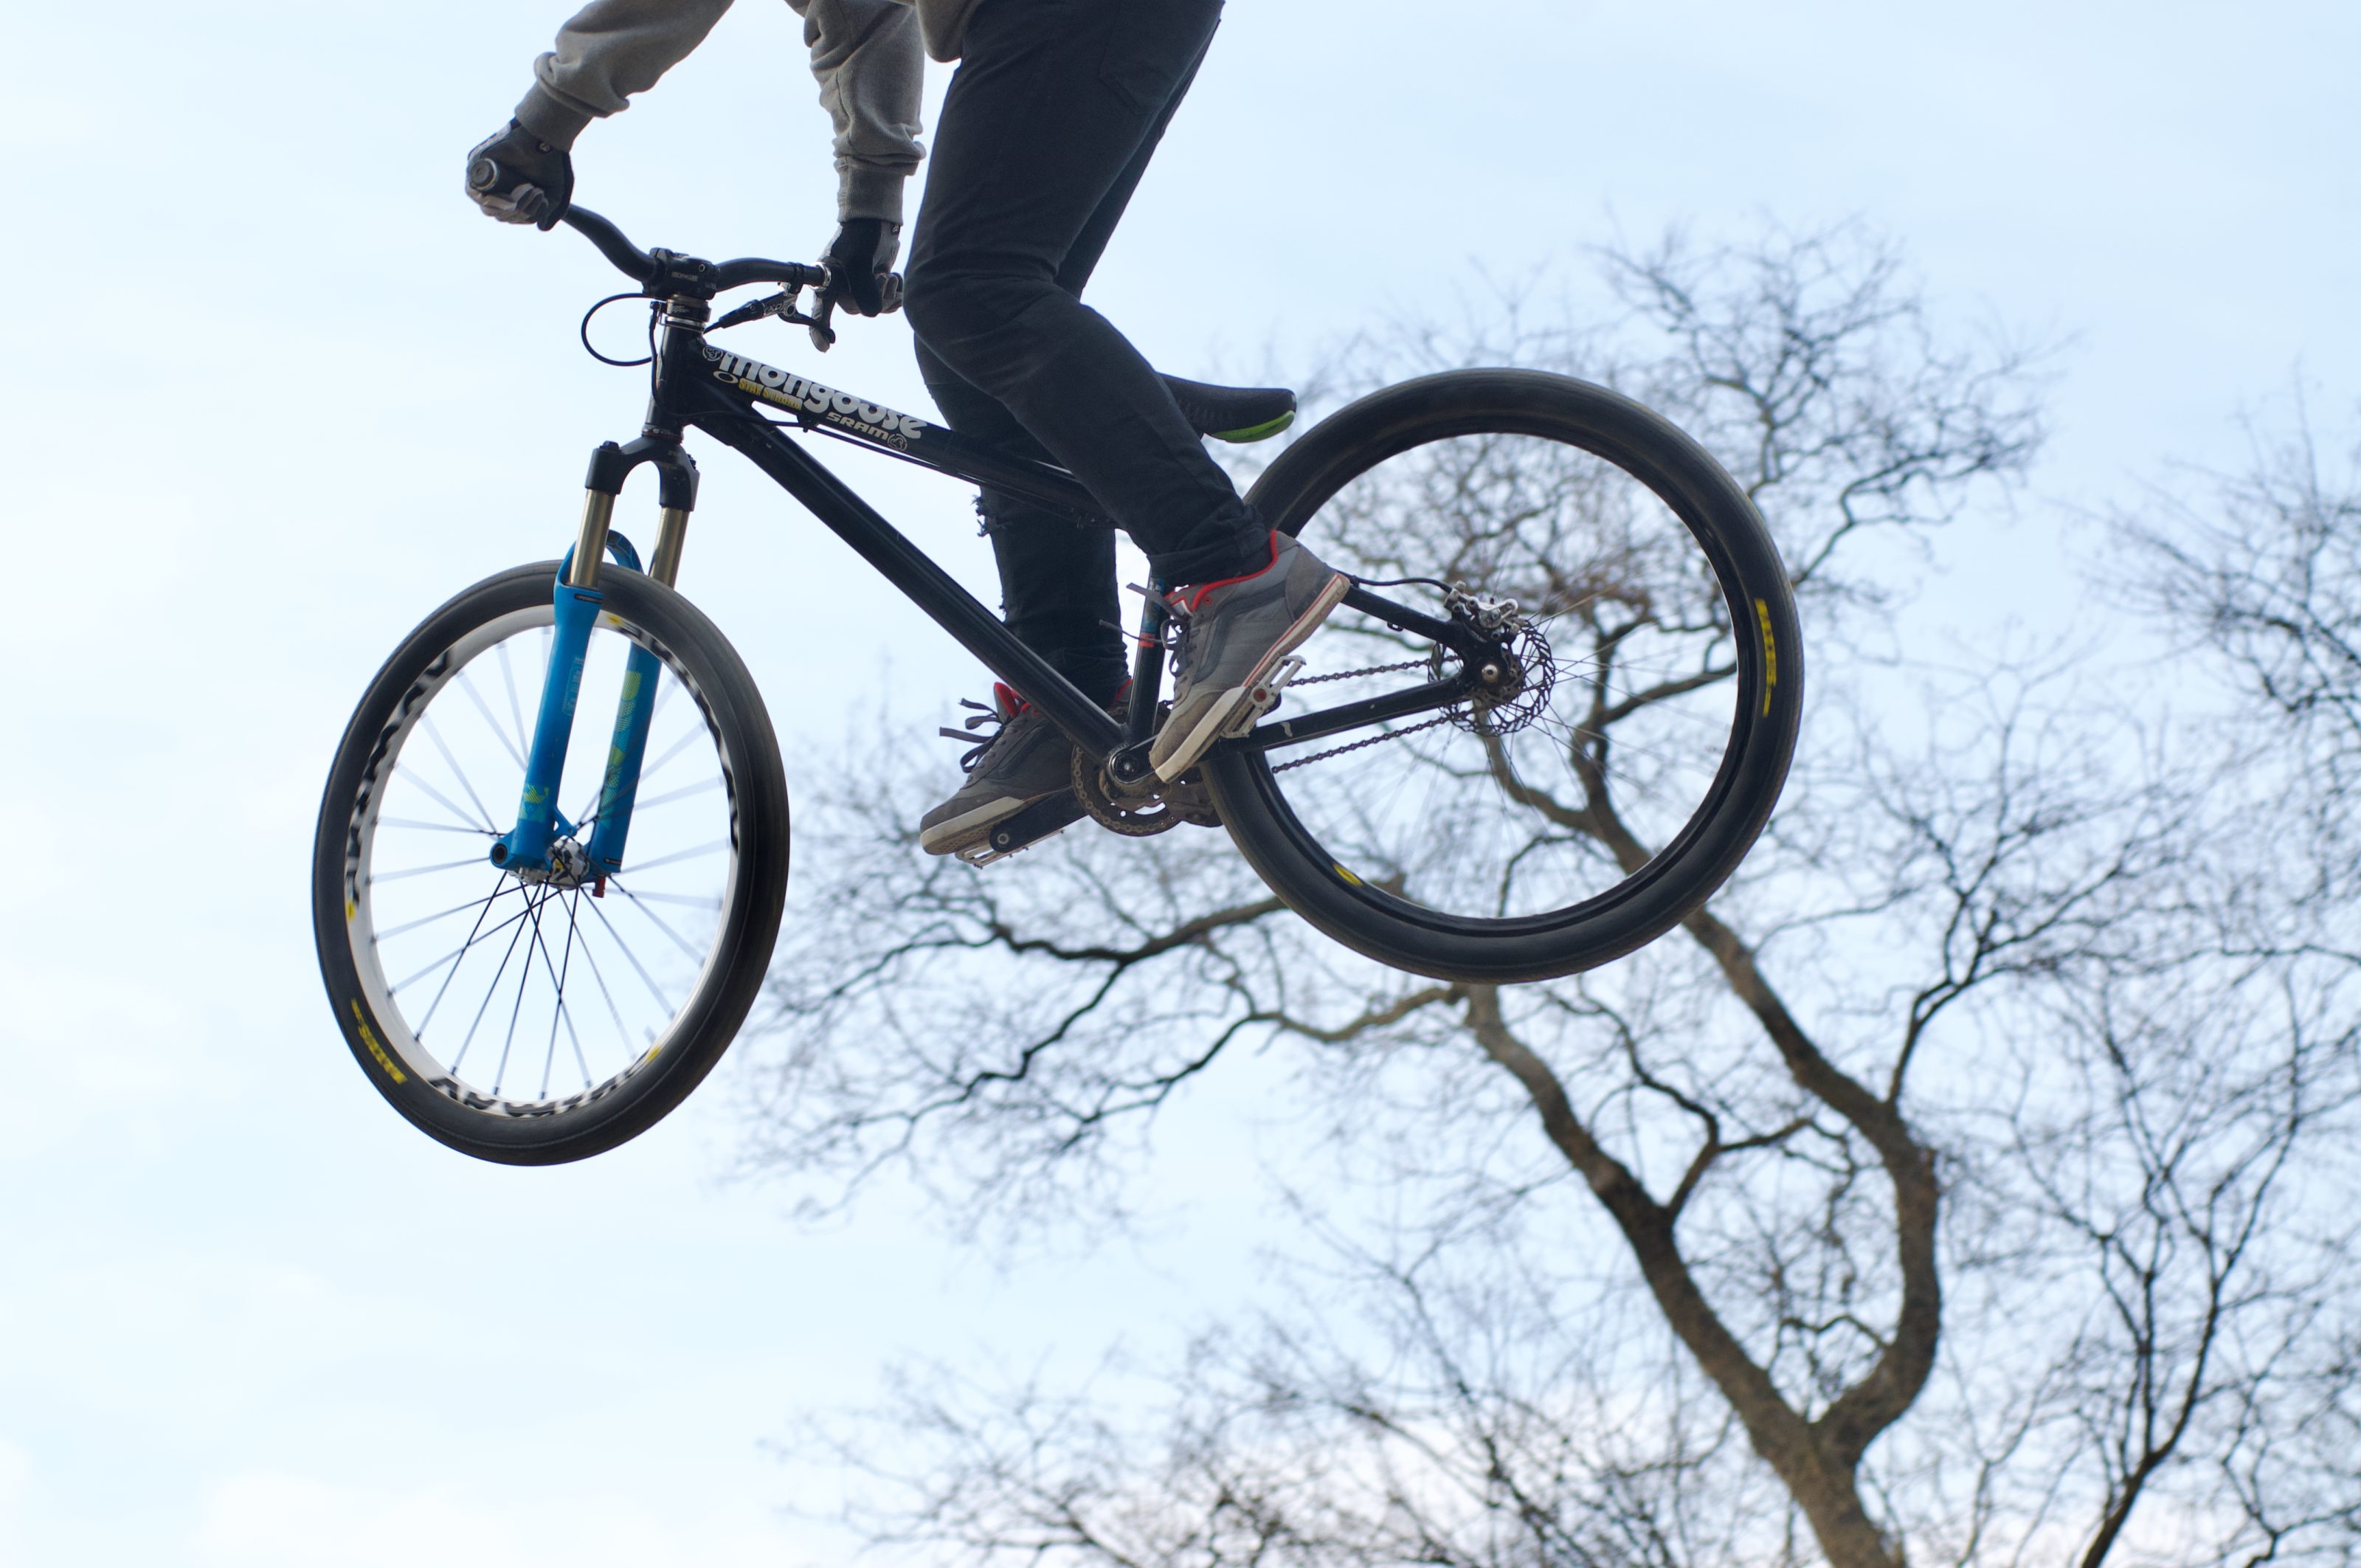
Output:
top-left (903, 0), bottom-right (1263, 706)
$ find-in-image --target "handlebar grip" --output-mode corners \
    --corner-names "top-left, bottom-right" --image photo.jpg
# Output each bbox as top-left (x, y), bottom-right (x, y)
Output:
top-left (466, 156), bottom-right (501, 193)
top-left (709, 256), bottom-right (830, 291)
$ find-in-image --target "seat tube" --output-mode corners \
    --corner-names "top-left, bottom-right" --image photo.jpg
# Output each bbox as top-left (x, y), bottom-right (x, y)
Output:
top-left (1124, 578), bottom-right (1171, 747)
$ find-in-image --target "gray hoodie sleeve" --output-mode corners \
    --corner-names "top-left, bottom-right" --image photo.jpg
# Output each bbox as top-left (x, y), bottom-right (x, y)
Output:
top-left (787, 0), bottom-right (925, 224)
top-left (514, 0), bottom-right (923, 225)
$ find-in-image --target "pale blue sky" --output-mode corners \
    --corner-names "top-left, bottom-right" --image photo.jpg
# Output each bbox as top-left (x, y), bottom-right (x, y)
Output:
top-left (1, 1), bottom-right (2354, 1563)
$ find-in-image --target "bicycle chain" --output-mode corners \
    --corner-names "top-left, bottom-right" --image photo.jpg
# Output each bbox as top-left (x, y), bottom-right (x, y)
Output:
top-left (1271, 711), bottom-right (1458, 773)
top-left (1288, 655), bottom-right (1431, 686)
top-left (1269, 657), bottom-right (1459, 773)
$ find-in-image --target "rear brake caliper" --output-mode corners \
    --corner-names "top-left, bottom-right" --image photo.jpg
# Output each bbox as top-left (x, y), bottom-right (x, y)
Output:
top-left (1440, 582), bottom-right (1552, 733)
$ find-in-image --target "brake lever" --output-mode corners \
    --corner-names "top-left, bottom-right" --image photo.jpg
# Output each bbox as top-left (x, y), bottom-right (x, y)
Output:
top-left (711, 289), bottom-right (810, 332)
top-left (806, 270), bottom-right (906, 352)
top-left (707, 270), bottom-right (904, 351)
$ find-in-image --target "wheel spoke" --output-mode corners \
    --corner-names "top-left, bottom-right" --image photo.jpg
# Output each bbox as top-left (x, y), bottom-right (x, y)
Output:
top-left (497, 640), bottom-right (533, 763)
top-left (449, 886), bottom-right (542, 1077)
top-left (615, 888), bottom-right (724, 911)
top-left (459, 667), bottom-right (530, 773)
top-left (581, 891), bottom-right (680, 1018)
top-left (567, 907), bottom-right (636, 1049)
top-left (376, 883), bottom-right (522, 942)
top-left (630, 776), bottom-right (724, 812)
top-left (492, 883), bottom-right (555, 1094)
top-left (635, 724), bottom-right (710, 787)
top-left (547, 889), bottom-right (594, 1093)
top-left (420, 713), bottom-right (502, 834)
top-left (393, 900), bottom-right (530, 1000)
top-left (604, 877), bottom-right (712, 965)
top-left (378, 817), bottom-right (500, 837)
top-left (621, 839), bottom-right (728, 874)
top-left (393, 761), bottom-right (496, 837)
top-left (373, 854), bottom-right (502, 885)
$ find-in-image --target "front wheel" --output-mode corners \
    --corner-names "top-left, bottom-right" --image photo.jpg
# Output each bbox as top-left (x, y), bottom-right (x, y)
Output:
top-left (311, 562), bottom-right (789, 1164)
top-left (1202, 370), bottom-right (1802, 984)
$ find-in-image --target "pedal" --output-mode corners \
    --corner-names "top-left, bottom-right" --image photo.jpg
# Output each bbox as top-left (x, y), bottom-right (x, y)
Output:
top-left (1228, 656), bottom-right (1306, 736)
top-left (955, 794), bottom-right (1087, 867)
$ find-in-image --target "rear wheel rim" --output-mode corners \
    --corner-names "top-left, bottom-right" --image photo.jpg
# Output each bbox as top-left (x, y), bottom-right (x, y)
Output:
top-left (1206, 373), bottom-right (1793, 967)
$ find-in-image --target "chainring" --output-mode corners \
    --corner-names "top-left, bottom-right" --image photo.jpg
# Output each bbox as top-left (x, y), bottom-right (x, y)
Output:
top-left (1071, 751), bottom-right (1221, 835)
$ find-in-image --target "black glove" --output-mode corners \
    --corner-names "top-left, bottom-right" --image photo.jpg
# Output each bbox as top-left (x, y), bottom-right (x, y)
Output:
top-left (822, 218), bottom-right (901, 317)
top-left (464, 120), bottom-right (574, 232)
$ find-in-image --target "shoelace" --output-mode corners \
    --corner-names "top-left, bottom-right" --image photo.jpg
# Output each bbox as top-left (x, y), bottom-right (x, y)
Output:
top-left (1164, 603), bottom-right (1196, 680)
top-left (937, 695), bottom-right (1023, 773)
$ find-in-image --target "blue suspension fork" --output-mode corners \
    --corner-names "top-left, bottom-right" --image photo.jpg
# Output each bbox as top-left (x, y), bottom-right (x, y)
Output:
top-left (586, 621), bottom-right (663, 875)
top-left (490, 474), bottom-right (692, 879)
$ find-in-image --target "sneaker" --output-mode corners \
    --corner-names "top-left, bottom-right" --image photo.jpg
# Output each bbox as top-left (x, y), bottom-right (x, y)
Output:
top-left (1150, 532), bottom-right (1350, 782)
top-left (918, 683), bottom-right (1082, 857)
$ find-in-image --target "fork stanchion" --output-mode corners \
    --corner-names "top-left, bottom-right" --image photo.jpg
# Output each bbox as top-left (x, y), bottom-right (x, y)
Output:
top-left (569, 489), bottom-right (618, 589)
top-left (649, 507), bottom-right (691, 587)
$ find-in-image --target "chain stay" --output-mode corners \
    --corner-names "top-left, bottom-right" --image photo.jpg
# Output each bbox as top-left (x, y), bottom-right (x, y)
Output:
top-left (1265, 583), bottom-right (1543, 773)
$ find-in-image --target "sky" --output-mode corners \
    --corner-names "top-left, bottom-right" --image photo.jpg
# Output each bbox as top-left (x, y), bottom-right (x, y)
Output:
top-left (1, 1), bottom-right (2356, 1563)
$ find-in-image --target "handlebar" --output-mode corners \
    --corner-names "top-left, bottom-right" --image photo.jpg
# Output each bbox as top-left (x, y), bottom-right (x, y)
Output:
top-left (561, 205), bottom-right (829, 297)
top-left (561, 207), bottom-right (658, 283)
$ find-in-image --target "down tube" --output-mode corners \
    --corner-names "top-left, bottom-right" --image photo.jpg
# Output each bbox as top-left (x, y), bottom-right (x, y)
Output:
top-left (694, 403), bottom-right (1128, 760)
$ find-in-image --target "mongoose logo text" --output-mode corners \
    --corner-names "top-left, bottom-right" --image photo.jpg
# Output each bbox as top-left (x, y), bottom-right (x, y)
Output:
top-left (702, 348), bottom-right (930, 450)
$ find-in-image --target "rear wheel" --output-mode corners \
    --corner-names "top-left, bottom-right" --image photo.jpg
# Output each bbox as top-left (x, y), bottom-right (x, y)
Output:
top-left (1201, 370), bottom-right (1802, 984)
top-left (311, 562), bottom-right (789, 1164)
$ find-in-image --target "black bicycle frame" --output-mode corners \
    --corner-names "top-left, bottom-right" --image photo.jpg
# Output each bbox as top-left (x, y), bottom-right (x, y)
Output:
top-left (569, 289), bottom-right (1489, 778)
top-left (587, 301), bottom-right (1140, 760)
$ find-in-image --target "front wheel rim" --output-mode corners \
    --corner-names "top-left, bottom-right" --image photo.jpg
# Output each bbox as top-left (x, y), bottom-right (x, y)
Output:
top-left (335, 593), bottom-right (747, 1122)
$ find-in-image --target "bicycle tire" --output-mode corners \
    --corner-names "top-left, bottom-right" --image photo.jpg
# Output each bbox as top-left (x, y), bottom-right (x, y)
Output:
top-left (1200, 369), bottom-right (1802, 984)
top-left (311, 562), bottom-right (789, 1164)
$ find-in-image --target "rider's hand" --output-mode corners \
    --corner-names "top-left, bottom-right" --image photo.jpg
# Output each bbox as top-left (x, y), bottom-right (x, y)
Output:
top-left (465, 121), bottom-right (574, 232)
top-left (822, 218), bottom-right (900, 317)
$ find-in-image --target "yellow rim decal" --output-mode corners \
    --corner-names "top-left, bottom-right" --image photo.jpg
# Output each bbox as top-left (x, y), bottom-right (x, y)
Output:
top-left (1753, 598), bottom-right (1777, 716)
top-left (1334, 863), bottom-right (1363, 886)
top-left (350, 1000), bottom-right (408, 1084)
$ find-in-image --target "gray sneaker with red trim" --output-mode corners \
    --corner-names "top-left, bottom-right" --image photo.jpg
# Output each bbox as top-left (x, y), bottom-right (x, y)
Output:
top-left (1151, 532), bottom-right (1351, 783)
top-left (919, 683), bottom-right (1079, 857)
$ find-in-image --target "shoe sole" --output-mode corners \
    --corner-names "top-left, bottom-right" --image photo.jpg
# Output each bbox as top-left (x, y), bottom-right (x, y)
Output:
top-left (919, 792), bottom-right (1037, 856)
top-left (1152, 571), bottom-right (1350, 784)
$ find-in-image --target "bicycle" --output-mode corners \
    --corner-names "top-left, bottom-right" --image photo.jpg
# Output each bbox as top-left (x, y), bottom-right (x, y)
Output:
top-left (311, 202), bottom-right (1805, 1166)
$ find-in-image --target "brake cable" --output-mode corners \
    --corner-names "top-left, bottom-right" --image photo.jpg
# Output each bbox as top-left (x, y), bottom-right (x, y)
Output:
top-left (579, 291), bottom-right (656, 367)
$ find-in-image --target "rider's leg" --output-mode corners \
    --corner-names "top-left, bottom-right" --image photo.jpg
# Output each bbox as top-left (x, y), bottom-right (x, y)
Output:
top-left (910, 0), bottom-right (1347, 819)
top-left (915, 343), bottom-right (1127, 708)
top-left (909, 344), bottom-right (1129, 857)
top-left (902, 0), bottom-right (1267, 590)
top-left (908, 10), bottom-right (1217, 712)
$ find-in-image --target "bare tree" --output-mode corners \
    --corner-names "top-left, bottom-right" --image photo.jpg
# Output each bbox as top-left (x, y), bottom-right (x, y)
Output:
top-left (736, 228), bottom-right (2361, 1568)
top-left (2117, 401), bottom-right (2361, 891)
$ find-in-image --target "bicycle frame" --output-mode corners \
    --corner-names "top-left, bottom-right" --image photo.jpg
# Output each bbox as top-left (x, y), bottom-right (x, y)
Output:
top-left (490, 285), bottom-right (1488, 879)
